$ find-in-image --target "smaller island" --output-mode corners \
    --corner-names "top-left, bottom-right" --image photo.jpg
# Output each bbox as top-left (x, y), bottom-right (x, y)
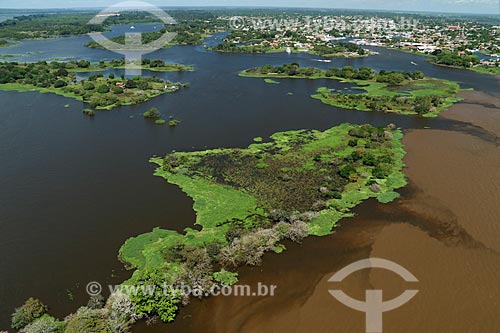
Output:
top-left (241, 63), bottom-right (462, 117)
top-left (0, 61), bottom-right (189, 110)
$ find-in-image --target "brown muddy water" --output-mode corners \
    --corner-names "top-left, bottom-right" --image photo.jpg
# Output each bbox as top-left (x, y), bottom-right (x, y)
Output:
top-left (137, 90), bottom-right (500, 333)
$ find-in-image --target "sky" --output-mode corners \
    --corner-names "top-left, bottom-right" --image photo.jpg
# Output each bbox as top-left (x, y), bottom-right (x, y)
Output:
top-left (0, 0), bottom-right (499, 14)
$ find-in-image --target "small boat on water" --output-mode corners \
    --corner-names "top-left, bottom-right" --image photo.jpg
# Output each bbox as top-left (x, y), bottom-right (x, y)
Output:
top-left (315, 59), bottom-right (332, 63)
top-left (286, 47), bottom-right (291, 54)
top-left (411, 61), bottom-right (418, 66)
top-left (130, 26), bottom-right (135, 29)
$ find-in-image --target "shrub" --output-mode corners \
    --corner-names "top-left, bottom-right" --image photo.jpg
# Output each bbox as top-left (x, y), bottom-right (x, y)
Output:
top-left (11, 298), bottom-right (48, 330)
top-left (53, 80), bottom-right (67, 88)
top-left (64, 307), bottom-right (112, 333)
top-left (19, 315), bottom-right (63, 333)
top-left (339, 165), bottom-right (356, 179)
top-left (105, 291), bottom-right (142, 332)
top-left (219, 228), bottom-right (281, 267)
top-left (213, 270), bottom-right (239, 286)
top-left (110, 85), bottom-right (123, 94)
top-left (83, 82), bottom-right (95, 90)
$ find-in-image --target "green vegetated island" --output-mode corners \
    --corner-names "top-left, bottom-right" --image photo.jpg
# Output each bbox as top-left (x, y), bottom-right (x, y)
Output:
top-left (0, 60), bottom-right (190, 110)
top-left (116, 123), bottom-right (406, 323)
top-left (428, 50), bottom-right (500, 75)
top-left (241, 63), bottom-right (463, 117)
top-left (211, 30), bottom-right (371, 58)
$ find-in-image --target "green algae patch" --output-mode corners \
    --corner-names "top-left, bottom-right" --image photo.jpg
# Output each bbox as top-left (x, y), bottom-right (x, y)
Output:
top-left (264, 78), bottom-right (280, 84)
top-left (118, 123), bottom-right (407, 322)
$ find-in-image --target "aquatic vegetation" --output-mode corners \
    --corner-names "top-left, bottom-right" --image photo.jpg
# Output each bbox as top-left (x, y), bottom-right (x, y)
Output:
top-left (168, 118), bottom-right (181, 127)
top-left (155, 119), bottom-right (166, 125)
top-left (242, 64), bottom-right (462, 117)
top-left (118, 123), bottom-right (407, 323)
top-left (264, 78), bottom-right (280, 84)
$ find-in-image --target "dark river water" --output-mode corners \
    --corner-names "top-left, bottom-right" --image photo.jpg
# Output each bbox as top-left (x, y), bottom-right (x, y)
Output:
top-left (0, 25), bottom-right (499, 330)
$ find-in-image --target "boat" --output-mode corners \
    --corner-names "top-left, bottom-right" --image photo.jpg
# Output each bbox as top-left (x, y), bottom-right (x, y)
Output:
top-left (130, 26), bottom-right (135, 29)
top-left (315, 59), bottom-right (332, 63)
top-left (286, 47), bottom-right (291, 54)
top-left (411, 61), bottom-right (418, 66)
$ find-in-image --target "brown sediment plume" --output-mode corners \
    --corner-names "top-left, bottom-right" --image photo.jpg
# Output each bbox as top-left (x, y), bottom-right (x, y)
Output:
top-left (144, 91), bottom-right (500, 333)
top-left (441, 90), bottom-right (500, 137)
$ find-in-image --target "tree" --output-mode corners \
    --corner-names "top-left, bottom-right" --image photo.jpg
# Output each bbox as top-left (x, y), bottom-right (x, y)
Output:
top-left (414, 96), bottom-right (432, 114)
top-left (77, 60), bottom-right (90, 68)
top-left (55, 68), bottom-right (68, 77)
top-left (53, 80), bottom-right (67, 88)
top-left (83, 82), bottom-right (95, 90)
top-left (11, 298), bottom-right (48, 330)
top-left (97, 84), bottom-right (109, 94)
top-left (128, 269), bottom-right (181, 323)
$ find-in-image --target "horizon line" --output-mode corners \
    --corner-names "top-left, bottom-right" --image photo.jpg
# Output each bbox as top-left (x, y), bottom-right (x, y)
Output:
top-left (0, 5), bottom-right (499, 16)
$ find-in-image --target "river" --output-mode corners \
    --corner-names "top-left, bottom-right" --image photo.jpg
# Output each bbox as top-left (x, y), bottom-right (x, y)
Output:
top-left (0, 25), bottom-right (499, 331)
